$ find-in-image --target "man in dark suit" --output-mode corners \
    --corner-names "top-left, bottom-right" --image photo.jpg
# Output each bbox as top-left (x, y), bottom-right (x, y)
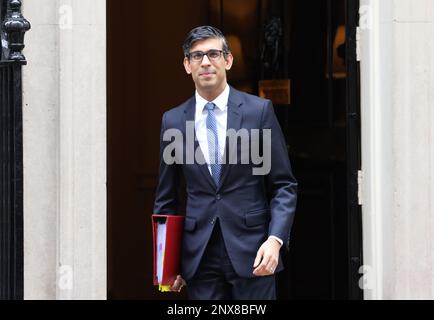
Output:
top-left (153, 26), bottom-right (297, 300)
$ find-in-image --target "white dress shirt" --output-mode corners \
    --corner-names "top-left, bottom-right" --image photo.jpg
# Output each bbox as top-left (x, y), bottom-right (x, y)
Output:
top-left (194, 85), bottom-right (283, 247)
top-left (195, 85), bottom-right (229, 172)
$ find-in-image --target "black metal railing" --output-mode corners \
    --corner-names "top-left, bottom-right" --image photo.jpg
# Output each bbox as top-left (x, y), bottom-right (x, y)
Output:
top-left (0, 0), bottom-right (30, 300)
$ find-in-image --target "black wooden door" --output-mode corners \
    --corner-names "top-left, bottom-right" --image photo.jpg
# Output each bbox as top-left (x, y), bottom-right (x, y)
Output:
top-left (209, 0), bottom-right (363, 299)
top-left (283, 0), bottom-right (363, 300)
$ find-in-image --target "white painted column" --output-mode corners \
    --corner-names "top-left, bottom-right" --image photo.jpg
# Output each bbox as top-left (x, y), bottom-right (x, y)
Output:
top-left (360, 0), bottom-right (434, 299)
top-left (22, 0), bottom-right (106, 300)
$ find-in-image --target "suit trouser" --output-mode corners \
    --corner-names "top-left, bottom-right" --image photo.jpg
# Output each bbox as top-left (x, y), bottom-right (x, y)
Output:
top-left (186, 219), bottom-right (276, 300)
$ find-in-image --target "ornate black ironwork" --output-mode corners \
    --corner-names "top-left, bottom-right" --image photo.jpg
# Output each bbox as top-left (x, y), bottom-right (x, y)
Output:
top-left (0, 0), bottom-right (30, 300)
top-left (260, 16), bottom-right (283, 79)
top-left (0, 0), bottom-right (8, 60)
top-left (2, 0), bottom-right (30, 61)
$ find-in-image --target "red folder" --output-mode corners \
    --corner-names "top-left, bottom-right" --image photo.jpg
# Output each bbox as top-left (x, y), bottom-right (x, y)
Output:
top-left (151, 214), bottom-right (185, 292)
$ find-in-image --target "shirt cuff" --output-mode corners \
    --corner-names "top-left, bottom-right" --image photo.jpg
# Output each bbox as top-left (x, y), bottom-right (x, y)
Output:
top-left (268, 236), bottom-right (283, 247)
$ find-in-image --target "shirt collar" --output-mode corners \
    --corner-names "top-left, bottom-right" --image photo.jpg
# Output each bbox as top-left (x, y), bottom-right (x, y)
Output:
top-left (195, 84), bottom-right (230, 113)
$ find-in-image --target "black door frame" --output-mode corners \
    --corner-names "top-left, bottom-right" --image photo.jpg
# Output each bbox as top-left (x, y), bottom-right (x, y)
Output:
top-left (345, 0), bottom-right (363, 300)
top-left (325, 0), bottom-right (363, 299)
top-left (0, 0), bottom-right (30, 300)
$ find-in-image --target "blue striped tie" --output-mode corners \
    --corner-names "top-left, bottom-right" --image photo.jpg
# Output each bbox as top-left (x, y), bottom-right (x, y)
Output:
top-left (205, 102), bottom-right (221, 186)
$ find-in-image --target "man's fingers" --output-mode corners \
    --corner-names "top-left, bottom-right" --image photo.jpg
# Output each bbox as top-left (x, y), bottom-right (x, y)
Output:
top-left (253, 240), bottom-right (281, 276)
top-left (260, 254), bottom-right (271, 270)
top-left (253, 254), bottom-right (271, 275)
top-left (171, 275), bottom-right (186, 292)
top-left (171, 279), bottom-right (181, 291)
top-left (252, 239), bottom-right (282, 276)
top-left (265, 258), bottom-right (278, 274)
top-left (254, 253), bottom-right (279, 276)
top-left (253, 255), bottom-right (262, 269)
top-left (253, 265), bottom-right (268, 276)
top-left (253, 248), bottom-right (263, 268)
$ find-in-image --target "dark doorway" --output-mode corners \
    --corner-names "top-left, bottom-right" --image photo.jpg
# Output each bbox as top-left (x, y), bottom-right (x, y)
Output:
top-left (107, 0), bottom-right (362, 300)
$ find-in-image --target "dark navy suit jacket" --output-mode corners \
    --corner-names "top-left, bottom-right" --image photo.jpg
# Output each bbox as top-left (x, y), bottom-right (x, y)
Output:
top-left (153, 87), bottom-right (297, 281)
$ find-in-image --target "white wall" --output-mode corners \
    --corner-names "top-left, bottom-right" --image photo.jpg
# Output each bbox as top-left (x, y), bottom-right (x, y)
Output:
top-left (360, 0), bottom-right (434, 299)
top-left (22, 0), bottom-right (106, 300)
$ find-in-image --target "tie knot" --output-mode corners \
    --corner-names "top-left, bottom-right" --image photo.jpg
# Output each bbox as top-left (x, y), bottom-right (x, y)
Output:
top-left (205, 102), bottom-right (216, 111)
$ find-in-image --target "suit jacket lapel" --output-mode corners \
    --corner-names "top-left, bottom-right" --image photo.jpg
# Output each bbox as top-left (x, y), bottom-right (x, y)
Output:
top-left (217, 87), bottom-right (243, 192)
top-left (183, 96), bottom-right (216, 191)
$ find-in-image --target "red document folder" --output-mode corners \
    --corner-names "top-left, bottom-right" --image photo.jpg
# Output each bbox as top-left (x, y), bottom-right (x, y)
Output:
top-left (152, 214), bottom-right (185, 292)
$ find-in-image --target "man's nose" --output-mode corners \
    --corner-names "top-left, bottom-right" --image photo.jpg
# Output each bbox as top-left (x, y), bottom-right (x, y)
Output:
top-left (201, 54), bottom-right (212, 66)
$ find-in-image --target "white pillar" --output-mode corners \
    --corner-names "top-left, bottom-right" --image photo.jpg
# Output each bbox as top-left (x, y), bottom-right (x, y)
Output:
top-left (22, 0), bottom-right (106, 300)
top-left (360, 0), bottom-right (434, 299)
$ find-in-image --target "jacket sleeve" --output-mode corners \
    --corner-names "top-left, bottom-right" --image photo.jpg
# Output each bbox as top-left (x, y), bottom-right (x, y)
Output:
top-left (153, 112), bottom-right (181, 215)
top-left (262, 100), bottom-right (298, 250)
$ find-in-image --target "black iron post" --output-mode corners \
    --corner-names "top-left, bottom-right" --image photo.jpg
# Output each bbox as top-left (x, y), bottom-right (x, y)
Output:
top-left (0, 0), bottom-right (30, 300)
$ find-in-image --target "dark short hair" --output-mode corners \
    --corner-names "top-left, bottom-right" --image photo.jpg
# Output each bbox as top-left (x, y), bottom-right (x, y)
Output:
top-left (183, 26), bottom-right (230, 58)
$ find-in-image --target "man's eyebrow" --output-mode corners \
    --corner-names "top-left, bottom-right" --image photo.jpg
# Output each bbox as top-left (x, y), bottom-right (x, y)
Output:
top-left (190, 49), bottom-right (220, 53)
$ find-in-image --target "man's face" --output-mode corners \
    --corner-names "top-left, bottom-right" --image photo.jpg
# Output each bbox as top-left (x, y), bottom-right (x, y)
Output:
top-left (183, 38), bottom-right (233, 94)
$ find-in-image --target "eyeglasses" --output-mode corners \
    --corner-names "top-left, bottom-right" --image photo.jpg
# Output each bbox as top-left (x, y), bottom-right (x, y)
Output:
top-left (187, 49), bottom-right (226, 62)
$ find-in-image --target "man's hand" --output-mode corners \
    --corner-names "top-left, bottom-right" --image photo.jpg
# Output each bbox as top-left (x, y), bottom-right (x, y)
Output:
top-left (171, 275), bottom-right (186, 292)
top-left (253, 238), bottom-right (281, 276)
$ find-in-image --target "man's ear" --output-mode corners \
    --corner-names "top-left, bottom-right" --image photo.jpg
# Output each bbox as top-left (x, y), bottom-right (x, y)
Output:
top-left (225, 53), bottom-right (234, 71)
top-left (183, 58), bottom-right (192, 75)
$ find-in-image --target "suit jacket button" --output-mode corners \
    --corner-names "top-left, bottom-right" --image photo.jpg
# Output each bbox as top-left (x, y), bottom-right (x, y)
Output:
top-left (211, 218), bottom-right (216, 225)
top-left (216, 194), bottom-right (221, 201)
